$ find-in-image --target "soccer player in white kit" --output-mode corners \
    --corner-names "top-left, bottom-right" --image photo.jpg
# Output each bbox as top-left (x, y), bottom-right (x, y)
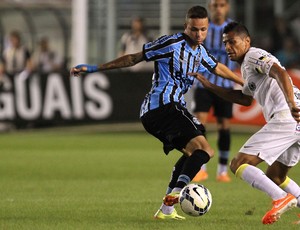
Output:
top-left (190, 21), bottom-right (300, 225)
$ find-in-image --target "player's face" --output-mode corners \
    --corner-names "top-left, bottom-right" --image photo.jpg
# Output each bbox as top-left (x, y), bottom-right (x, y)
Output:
top-left (223, 31), bottom-right (250, 63)
top-left (209, 0), bottom-right (229, 23)
top-left (184, 18), bottom-right (209, 47)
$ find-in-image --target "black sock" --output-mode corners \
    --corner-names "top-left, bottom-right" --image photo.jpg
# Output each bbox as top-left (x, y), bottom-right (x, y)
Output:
top-left (218, 129), bottom-right (230, 151)
top-left (167, 155), bottom-right (188, 193)
top-left (218, 129), bottom-right (230, 165)
top-left (175, 150), bottom-right (210, 189)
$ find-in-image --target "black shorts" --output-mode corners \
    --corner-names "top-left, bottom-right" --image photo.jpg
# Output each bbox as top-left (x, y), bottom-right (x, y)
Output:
top-left (140, 103), bottom-right (206, 155)
top-left (193, 88), bottom-right (233, 118)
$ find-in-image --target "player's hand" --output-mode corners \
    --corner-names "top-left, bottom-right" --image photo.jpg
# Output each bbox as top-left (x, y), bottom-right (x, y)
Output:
top-left (188, 72), bottom-right (210, 88)
top-left (70, 64), bottom-right (98, 77)
top-left (289, 104), bottom-right (300, 122)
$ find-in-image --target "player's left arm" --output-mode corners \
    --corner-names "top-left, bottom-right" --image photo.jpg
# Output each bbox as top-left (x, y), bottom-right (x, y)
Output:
top-left (70, 51), bottom-right (144, 76)
top-left (212, 62), bottom-right (244, 86)
top-left (269, 63), bottom-right (300, 122)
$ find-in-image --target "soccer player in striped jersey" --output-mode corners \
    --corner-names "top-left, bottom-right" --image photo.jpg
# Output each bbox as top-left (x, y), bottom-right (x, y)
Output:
top-left (193, 0), bottom-right (237, 183)
top-left (70, 6), bottom-right (243, 220)
top-left (191, 21), bottom-right (300, 225)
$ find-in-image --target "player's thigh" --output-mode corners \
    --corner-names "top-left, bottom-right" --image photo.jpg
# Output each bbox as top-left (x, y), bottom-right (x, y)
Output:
top-left (214, 93), bottom-right (233, 118)
top-left (169, 103), bottom-right (207, 152)
top-left (239, 122), bottom-right (298, 166)
top-left (193, 88), bottom-right (212, 113)
top-left (194, 112), bottom-right (209, 125)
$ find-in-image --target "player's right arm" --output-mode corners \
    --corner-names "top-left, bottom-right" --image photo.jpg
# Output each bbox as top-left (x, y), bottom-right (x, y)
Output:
top-left (70, 51), bottom-right (144, 76)
top-left (269, 63), bottom-right (300, 122)
top-left (189, 72), bottom-right (253, 106)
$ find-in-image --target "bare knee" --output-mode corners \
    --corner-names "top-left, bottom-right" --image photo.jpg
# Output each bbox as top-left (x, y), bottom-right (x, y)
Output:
top-left (184, 136), bottom-right (214, 158)
top-left (230, 153), bottom-right (262, 174)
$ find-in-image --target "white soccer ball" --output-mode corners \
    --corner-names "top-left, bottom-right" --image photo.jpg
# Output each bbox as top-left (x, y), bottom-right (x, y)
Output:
top-left (179, 183), bottom-right (212, 217)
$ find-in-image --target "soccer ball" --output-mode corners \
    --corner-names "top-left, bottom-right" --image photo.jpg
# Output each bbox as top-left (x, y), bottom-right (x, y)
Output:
top-left (179, 183), bottom-right (212, 217)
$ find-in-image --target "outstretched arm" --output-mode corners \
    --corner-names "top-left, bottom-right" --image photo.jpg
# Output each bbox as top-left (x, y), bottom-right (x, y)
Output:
top-left (70, 51), bottom-right (144, 76)
top-left (213, 62), bottom-right (244, 86)
top-left (189, 72), bottom-right (253, 106)
top-left (269, 63), bottom-right (300, 122)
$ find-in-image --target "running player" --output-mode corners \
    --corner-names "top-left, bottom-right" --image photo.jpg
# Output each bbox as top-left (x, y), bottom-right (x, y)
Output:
top-left (190, 21), bottom-right (300, 225)
top-left (193, 0), bottom-right (237, 183)
top-left (70, 6), bottom-right (243, 220)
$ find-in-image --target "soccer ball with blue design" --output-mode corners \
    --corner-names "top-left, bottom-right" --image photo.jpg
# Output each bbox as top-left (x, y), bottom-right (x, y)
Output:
top-left (179, 183), bottom-right (212, 216)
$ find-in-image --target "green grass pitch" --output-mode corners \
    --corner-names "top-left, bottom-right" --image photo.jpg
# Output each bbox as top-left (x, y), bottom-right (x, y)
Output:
top-left (0, 126), bottom-right (299, 229)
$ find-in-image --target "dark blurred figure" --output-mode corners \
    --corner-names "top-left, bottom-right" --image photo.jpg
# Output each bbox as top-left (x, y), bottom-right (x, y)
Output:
top-left (270, 17), bottom-right (293, 54)
top-left (275, 36), bottom-right (300, 69)
top-left (0, 30), bottom-right (32, 77)
top-left (118, 16), bottom-right (152, 71)
top-left (33, 37), bottom-right (63, 74)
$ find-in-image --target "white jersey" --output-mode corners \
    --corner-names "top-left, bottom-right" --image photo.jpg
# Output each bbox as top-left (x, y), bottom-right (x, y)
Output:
top-left (241, 47), bottom-right (300, 122)
top-left (239, 47), bottom-right (300, 166)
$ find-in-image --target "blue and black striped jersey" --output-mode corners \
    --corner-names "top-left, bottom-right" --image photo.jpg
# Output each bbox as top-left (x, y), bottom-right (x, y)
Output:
top-left (140, 33), bottom-right (218, 117)
top-left (196, 19), bottom-right (237, 88)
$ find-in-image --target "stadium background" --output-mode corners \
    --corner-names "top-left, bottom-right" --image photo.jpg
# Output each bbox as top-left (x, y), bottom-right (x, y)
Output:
top-left (1, 1), bottom-right (300, 229)
top-left (0, 0), bottom-right (300, 129)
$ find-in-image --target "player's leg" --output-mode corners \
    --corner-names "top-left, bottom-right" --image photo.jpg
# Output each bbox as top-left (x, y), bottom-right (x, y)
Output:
top-left (155, 154), bottom-right (187, 219)
top-left (231, 153), bottom-right (297, 224)
top-left (163, 135), bottom-right (214, 206)
top-left (192, 88), bottom-right (211, 182)
top-left (216, 117), bottom-right (231, 182)
top-left (143, 103), bottom-right (211, 219)
top-left (140, 106), bottom-right (186, 220)
top-left (266, 161), bottom-right (300, 208)
top-left (214, 94), bottom-right (233, 182)
top-left (163, 104), bottom-right (214, 205)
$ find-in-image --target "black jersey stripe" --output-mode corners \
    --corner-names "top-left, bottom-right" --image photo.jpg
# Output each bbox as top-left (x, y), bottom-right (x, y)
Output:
top-left (144, 36), bottom-right (185, 53)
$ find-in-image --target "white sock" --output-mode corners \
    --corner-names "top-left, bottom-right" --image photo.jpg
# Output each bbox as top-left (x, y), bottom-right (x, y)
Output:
top-left (172, 187), bottom-right (182, 193)
top-left (201, 164), bottom-right (207, 171)
top-left (217, 164), bottom-right (227, 175)
top-left (280, 177), bottom-right (300, 208)
top-left (160, 203), bottom-right (174, 215)
top-left (236, 164), bottom-right (286, 200)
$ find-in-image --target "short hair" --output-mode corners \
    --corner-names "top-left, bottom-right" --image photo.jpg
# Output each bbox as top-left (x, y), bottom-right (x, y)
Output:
top-left (208, 0), bottom-right (229, 4)
top-left (186, 6), bottom-right (208, 21)
top-left (223, 21), bottom-right (250, 37)
top-left (10, 30), bottom-right (21, 40)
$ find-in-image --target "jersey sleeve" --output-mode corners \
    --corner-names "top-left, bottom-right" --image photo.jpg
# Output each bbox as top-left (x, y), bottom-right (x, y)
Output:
top-left (143, 35), bottom-right (179, 62)
top-left (197, 45), bottom-right (218, 73)
top-left (245, 49), bottom-right (277, 75)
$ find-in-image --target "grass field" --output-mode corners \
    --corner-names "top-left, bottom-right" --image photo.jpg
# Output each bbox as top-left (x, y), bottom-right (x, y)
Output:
top-left (0, 125), bottom-right (299, 230)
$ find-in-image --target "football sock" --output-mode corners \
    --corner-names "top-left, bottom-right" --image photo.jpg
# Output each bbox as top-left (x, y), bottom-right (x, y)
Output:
top-left (279, 176), bottom-right (300, 208)
top-left (174, 150), bottom-right (210, 189)
top-left (167, 155), bottom-right (188, 194)
top-left (160, 203), bottom-right (174, 215)
top-left (217, 129), bottom-right (230, 174)
top-left (217, 163), bottom-right (228, 175)
top-left (218, 129), bottom-right (230, 152)
top-left (236, 164), bottom-right (286, 200)
top-left (201, 164), bottom-right (207, 171)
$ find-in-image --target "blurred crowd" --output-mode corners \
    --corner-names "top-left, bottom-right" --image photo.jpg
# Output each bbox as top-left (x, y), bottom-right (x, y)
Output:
top-left (265, 16), bottom-right (300, 69)
top-left (0, 30), bottom-right (64, 84)
top-left (1, 15), bottom-right (300, 79)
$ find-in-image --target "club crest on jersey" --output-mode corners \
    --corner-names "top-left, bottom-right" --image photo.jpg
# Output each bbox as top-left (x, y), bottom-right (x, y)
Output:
top-left (248, 82), bottom-right (256, 91)
top-left (193, 117), bottom-right (201, 125)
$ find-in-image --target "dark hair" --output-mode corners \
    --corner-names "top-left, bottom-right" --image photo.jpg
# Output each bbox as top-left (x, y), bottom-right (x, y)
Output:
top-left (186, 6), bottom-right (208, 21)
top-left (10, 30), bottom-right (21, 40)
top-left (223, 21), bottom-right (250, 37)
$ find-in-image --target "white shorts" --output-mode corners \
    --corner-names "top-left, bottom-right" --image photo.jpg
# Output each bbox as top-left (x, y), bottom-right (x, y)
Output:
top-left (239, 112), bottom-right (300, 167)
